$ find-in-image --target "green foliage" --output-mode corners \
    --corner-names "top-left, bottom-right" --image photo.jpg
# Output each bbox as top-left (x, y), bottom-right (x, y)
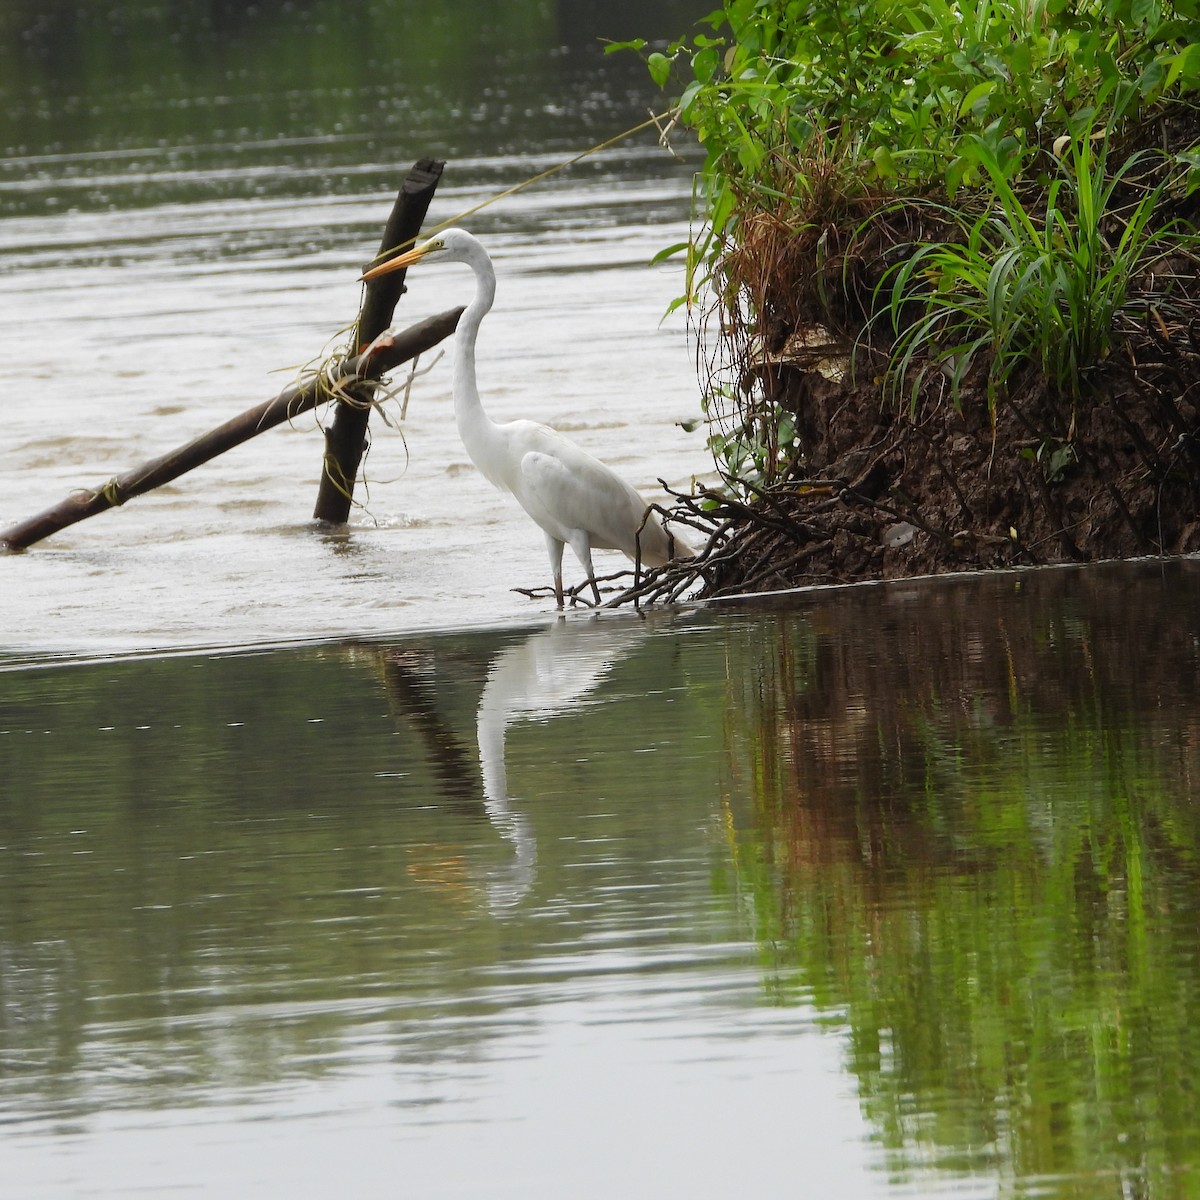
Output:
top-left (707, 402), bottom-right (798, 489)
top-left (636, 0), bottom-right (1200, 223)
top-left (880, 131), bottom-right (1182, 408)
top-left (621, 0), bottom-right (1200, 456)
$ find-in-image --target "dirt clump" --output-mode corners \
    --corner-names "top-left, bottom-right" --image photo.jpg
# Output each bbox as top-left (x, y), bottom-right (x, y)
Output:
top-left (693, 350), bottom-right (1200, 596)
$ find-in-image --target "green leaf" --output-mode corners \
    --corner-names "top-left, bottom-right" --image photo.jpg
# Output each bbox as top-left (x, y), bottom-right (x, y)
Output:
top-left (693, 45), bottom-right (720, 84)
top-left (1131, 0), bottom-right (1157, 25)
top-left (679, 79), bottom-right (704, 118)
top-left (1139, 57), bottom-right (1166, 96)
top-left (945, 155), bottom-right (970, 198)
top-left (1162, 48), bottom-right (1193, 93)
top-left (649, 241), bottom-right (691, 265)
top-left (602, 38), bottom-right (646, 55)
top-left (959, 80), bottom-right (996, 118)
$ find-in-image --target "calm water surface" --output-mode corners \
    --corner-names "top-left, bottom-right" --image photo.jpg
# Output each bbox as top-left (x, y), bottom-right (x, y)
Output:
top-left (4, 561), bottom-right (1200, 1198)
top-left (4, 6), bottom-right (1200, 1198)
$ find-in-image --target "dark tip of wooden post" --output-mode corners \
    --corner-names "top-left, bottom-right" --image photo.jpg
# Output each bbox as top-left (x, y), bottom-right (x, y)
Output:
top-left (311, 158), bottom-right (446, 525)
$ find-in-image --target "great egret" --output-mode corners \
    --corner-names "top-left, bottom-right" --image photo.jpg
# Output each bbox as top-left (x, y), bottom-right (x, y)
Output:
top-left (362, 228), bottom-right (693, 607)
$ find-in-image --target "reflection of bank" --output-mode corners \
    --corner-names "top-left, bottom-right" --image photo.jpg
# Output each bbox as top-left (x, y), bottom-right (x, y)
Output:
top-left (475, 617), bottom-right (646, 910)
top-left (720, 562), bottom-right (1200, 1195)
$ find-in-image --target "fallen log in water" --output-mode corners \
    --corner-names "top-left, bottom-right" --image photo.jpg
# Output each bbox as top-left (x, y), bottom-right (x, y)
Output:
top-left (0, 308), bottom-right (462, 553)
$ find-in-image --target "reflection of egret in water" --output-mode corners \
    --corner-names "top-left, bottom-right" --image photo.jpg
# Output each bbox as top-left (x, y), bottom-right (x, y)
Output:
top-left (475, 617), bottom-right (646, 910)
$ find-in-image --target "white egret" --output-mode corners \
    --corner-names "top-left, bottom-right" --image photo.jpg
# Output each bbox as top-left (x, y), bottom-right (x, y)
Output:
top-left (362, 228), bottom-right (693, 607)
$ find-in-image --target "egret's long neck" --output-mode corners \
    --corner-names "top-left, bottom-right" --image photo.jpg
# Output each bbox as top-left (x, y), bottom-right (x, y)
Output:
top-left (453, 255), bottom-right (499, 462)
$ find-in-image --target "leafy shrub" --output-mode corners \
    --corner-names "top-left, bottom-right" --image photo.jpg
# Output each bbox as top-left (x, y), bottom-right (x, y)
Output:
top-left (621, 0), bottom-right (1200, 241)
top-left (613, 0), bottom-right (1200, 469)
top-left (880, 131), bottom-right (1181, 410)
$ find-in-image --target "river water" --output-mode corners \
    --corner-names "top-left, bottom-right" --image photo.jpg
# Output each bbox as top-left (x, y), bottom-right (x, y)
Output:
top-left (4, 6), bottom-right (1200, 1199)
top-left (0, 4), bottom-right (706, 659)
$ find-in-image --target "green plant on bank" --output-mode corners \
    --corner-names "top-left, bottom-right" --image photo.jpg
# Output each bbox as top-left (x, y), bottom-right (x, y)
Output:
top-left (613, 0), bottom-right (1200, 490)
top-left (707, 397), bottom-right (799, 486)
top-left (615, 0), bottom-right (1200, 306)
top-left (879, 130), bottom-right (1183, 411)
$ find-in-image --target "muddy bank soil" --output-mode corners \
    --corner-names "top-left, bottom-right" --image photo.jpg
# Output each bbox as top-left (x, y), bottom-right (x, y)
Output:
top-left (693, 346), bottom-right (1200, 596)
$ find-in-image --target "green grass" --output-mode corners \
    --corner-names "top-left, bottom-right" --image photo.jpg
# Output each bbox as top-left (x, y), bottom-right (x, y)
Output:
top-left (880, 130), bottom-right (1183, 411)
top-left (614, 0), bottom-right (1200, 472)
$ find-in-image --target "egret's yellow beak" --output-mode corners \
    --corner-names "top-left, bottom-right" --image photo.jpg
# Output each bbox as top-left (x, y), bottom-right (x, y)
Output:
top-left (361, 242), bottom-right (430, 282)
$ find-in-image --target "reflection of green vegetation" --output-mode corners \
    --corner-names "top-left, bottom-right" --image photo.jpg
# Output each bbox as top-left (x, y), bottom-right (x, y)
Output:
top-left (0, 0), bottom-right (704, 221)
top-left (2, 1), bottom-right (551, 161)
top-left (722, 567), bottom-right (1200, 1195)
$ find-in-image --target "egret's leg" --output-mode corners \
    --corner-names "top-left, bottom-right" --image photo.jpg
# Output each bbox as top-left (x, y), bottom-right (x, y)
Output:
top-left (545, 534), bottom-right (566, 609)
top-left (569, 533), bottom-right (601, 606)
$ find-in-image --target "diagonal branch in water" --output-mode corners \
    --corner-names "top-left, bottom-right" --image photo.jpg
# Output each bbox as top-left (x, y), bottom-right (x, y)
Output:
top-left (0, 307), bottom-right (463, 553)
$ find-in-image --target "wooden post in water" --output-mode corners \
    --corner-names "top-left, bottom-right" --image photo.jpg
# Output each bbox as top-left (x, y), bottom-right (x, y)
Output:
top-left (312, 157), bottom-right (444, 523)
top-left (0, 309), bottom-right (462, 553)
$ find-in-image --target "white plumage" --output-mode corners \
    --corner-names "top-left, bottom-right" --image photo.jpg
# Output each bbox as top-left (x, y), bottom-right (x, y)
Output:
top-left (364, 228), bottom-right (691, 606)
